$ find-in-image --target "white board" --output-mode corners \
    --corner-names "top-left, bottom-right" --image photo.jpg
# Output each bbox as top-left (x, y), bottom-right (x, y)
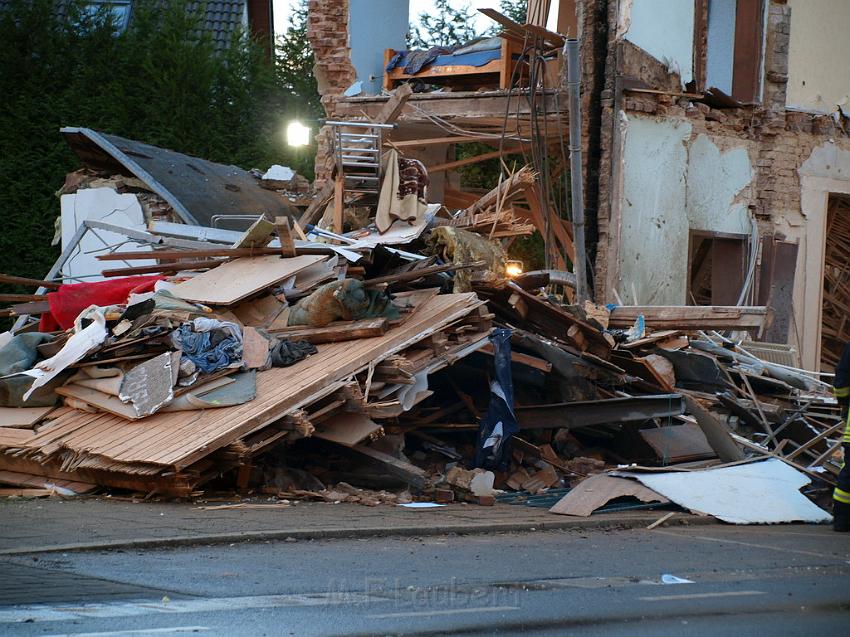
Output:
top-left (61, 188), bottom-right (154, 280)
top-left (616, 458), bottom-right (832, 525)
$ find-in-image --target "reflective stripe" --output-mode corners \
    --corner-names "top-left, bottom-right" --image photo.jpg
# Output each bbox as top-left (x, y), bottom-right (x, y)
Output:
top-left (834, 386), bottom-right (850, 398)
top-left (834, 487), bottom-right (850, 505)
top-left (845, 416), bottom-right (850, 443)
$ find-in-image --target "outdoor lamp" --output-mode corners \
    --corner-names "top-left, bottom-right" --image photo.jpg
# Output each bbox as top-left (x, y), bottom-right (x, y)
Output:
top-left (505, 260), bottom-right (523, 278)
top-left (287, 121), bottom-right (311, 147)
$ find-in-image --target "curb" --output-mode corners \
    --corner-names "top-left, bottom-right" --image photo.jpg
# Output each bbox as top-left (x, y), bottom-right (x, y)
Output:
top-left (0, 513), bottom-right (716, 555)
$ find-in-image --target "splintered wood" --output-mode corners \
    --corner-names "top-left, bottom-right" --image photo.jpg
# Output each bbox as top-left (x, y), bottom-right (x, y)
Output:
top-left (5, 294), bottom-right (489, 494)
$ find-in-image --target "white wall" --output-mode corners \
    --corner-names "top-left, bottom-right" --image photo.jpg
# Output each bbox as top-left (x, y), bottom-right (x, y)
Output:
top-left (787, 0), bottom-right (850, 113)
top-left (623, 0), bottom-right (694, 85)
top-left (616, 116), bottom-right (753, 305)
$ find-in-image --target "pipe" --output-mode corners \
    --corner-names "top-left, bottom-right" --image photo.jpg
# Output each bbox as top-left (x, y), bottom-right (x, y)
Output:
top-left (565, 39), bottom-right (589, 304)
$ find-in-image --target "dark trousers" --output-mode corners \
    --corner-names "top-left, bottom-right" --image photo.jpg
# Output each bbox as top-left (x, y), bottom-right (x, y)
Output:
top-left (835, 444), bottom-right (850, 505)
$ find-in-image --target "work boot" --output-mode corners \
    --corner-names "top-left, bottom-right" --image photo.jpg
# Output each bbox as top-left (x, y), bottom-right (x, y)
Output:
top-left (834, 501), bottom-right (850, 532)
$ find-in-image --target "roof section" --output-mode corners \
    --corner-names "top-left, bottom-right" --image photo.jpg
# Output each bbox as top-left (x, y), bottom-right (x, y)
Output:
top-left (0, 1), bottom-right (249, 52)
top-left (188, 0), bottom-right (247, 51)
top-left (61, 127), bottom-right (294, 227)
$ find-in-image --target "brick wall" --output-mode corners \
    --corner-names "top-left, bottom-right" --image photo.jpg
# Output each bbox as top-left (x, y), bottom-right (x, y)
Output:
top-left (307, 0), bottom-right (356, 98)
top-left (307, 0), bottom-right (357, 188)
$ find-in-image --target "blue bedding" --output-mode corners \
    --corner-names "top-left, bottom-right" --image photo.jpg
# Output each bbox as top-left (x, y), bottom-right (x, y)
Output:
top-left (386, 49), bottom-right (502, 74)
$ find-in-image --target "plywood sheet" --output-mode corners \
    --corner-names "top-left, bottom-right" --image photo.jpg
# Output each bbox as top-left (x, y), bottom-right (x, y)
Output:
top-left (19, 294), bottom-right (485, 473)
top-left (549, 474), bottom-right (668, 517)
top-left (171, 255), bottom-right (325, 305)
top-left (313, 413), bottom-right (383, 447)
top-left (616, 458), bottom-right (832, 524)
top-left (0, 406), bottom-right (54, 429)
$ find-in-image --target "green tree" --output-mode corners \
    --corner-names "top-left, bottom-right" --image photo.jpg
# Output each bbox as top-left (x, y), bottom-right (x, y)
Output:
top-left (275, 0), bottom-right (323, 177)
top-left (498, 0), bottom-right (528, 25)
top-left (408, 0), bottom-right (481, 49)
top-left (0, 0), bottom-right (320, 287)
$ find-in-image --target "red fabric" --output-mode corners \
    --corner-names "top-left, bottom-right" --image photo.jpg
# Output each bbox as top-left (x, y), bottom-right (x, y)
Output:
top-left (39, 276), bottom-right (165, 331)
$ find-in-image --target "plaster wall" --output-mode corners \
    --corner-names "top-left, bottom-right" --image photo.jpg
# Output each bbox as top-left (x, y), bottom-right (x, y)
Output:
top-left (786, 0), bottom-right (850, 113)
top-left (622, 0), bottom-right (694, 85)
top-left (348, 0), bottom-right (409, 96)
top-left (795, 142), bottom-right (850, 369)
top-left (616, 116), bottom-right (752, 305)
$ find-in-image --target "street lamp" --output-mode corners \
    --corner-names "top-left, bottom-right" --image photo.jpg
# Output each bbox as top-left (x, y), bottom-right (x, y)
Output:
top-left (286, 121), bottom-right (311, 147)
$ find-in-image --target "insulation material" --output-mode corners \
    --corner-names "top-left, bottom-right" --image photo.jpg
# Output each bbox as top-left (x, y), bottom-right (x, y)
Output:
top-left (616, 459), bottom-right (832, 524)
top-left (429, 227), bottom-right (506, 293)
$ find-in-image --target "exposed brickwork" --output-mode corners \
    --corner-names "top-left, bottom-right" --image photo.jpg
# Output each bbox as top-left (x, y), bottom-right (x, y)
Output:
top-left (307, 0), bottom-right (356, 99)
top-left (307, 0), bottom-right (357, 187)
top-left (592, 0), bottom-right (850, 303)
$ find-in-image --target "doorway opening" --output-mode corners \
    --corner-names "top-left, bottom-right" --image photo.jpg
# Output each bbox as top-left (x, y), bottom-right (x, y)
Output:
top-left (821, 194), bottom-right (850, 371)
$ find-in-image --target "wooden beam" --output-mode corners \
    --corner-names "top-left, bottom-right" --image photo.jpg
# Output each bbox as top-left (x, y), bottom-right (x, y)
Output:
top-left (96, 247), bottom-right (337, 261)
top-left (387, 135), bottom-right (488, 148)
top-left (0, 274), bottom-right (61, 290)
top-left (333, 174), bottom-right (344, 235)
top-left (349, 443), bottom-right (428, 488)
top-left (372, 82), bottom-right (413, 125)
top-left (479, 341), bottom-right (552, 372)
top-left (101, 260), bottom-right (224, 277)
top-left (274, 216), bottom-right (296, 258)
top-left (268, 318), bottom-right (389, 344)
top-left (427, 146), bottom-right (526, 173)
top-left (608, 306), bottom-right (768, 330)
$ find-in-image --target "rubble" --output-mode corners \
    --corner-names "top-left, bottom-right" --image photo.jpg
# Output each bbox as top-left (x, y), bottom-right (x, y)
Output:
top-left (0, 45), bottom-right (842, 526)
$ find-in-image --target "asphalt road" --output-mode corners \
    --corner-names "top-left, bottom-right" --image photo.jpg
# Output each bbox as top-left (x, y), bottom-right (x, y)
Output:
top-left (0, 523), bottom-right (848, 636)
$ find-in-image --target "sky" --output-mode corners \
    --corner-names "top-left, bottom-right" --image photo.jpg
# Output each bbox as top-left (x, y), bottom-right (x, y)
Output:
top-left (272, 1), bottom-right (512, 38)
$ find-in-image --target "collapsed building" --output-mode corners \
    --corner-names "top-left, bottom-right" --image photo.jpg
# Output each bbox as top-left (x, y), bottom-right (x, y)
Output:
top-left (0, 0), bottom-right (845, 525)
top-left (308, 0), bottom-right (850, 372)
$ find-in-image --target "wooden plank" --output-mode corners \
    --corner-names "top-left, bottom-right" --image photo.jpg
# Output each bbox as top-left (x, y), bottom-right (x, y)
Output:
top-left (372, 82), bottom-right (413, 124)
top-left (333, 174), bottom-right (344, 235)
top-left (299, 179), bottom-right (335, 228)
top-left (0, 274), bottom-right (61, 289)
top-left (268, 318), bottom-right (388, 344)
top-left (55, 385), bottom-right (140, 420)
top-left (102, 260), bottom-right (224, 277)
top-left (0, 406), bottom-right (55, 429)
top-left (170, 255), bottom-right (326, 306)
top-left (387, 135), bottom-right (484, 148)
top-left (0, 294), bottom-right (47, 302)
top-left (20, 294), bottom-right (484, 472)
top-left (479, 341), bottom-right (552, 372)
top-left (96, 247), bottom-right (336, 261)
top-left (274, 217), bottom-right (296, 258)
top-left (608, 306), bottom-right (767, 329)
top-left (312, 413), bottom-right (383, 447)
top-left (428, 146), bottom-right (526, 173)
top-left (349, 443), bottom-right (427, 488)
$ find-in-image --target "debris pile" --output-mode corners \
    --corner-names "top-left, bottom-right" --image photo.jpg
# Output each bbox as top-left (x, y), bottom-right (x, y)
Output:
top-left (0, 126), bottom-right (840, 526)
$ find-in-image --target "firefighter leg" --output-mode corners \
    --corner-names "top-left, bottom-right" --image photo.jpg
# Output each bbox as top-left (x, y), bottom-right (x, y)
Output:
top-left (834, 443), bottom-right (850, 532)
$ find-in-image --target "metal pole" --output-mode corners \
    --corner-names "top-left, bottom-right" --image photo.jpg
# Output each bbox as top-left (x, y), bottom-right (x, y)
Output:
top-left (565, 39), bottom-right (589, 304)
